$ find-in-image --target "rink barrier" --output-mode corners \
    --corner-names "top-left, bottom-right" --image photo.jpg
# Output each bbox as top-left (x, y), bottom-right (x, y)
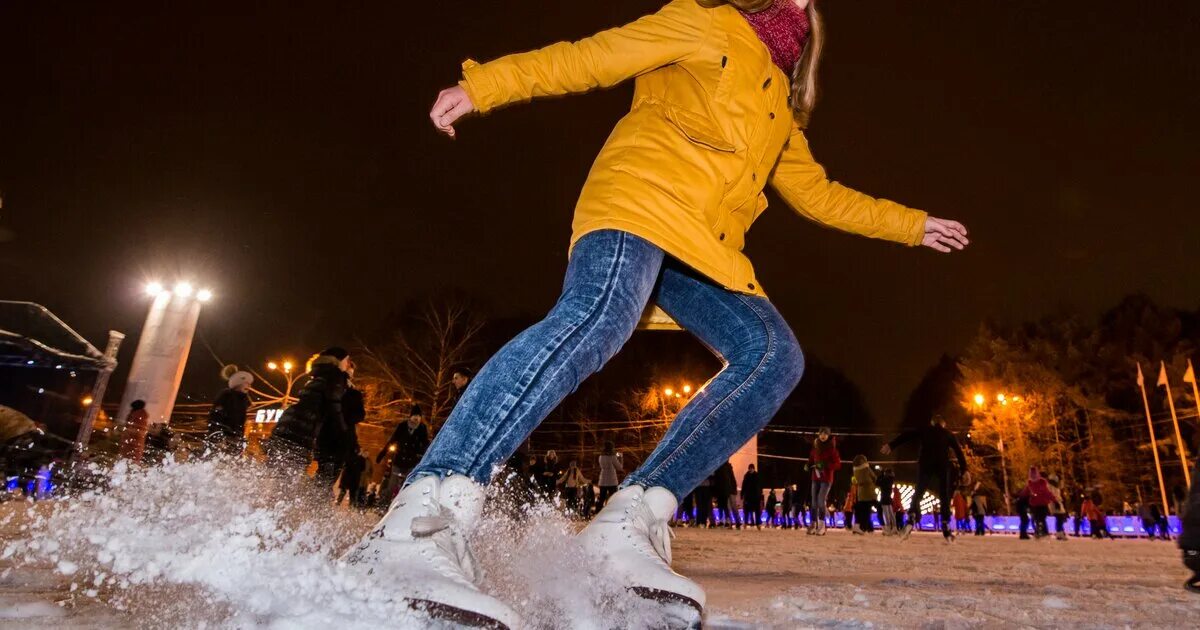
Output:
top-left (674, 508), bottom-right (1183, 537)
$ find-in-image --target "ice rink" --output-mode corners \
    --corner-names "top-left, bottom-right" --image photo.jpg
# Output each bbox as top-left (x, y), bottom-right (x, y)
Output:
top-left (2, 460), bottom-right (1198, 629)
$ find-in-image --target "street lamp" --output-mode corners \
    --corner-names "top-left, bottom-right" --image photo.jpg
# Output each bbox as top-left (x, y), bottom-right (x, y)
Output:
top-left (268, 359), bottom-right (302, 406)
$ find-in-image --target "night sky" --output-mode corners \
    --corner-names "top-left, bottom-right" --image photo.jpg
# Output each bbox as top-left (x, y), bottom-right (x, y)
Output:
top-left (2, 1), bottom-right (1198, 426)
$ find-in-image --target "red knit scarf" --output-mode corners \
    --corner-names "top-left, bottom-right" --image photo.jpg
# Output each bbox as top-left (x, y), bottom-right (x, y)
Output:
top-left (739, 0), bottom-right (811, 75)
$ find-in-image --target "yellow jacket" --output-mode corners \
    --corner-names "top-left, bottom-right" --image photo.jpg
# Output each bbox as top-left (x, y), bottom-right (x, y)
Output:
top-left (460, 0), bottom-right (926, 297)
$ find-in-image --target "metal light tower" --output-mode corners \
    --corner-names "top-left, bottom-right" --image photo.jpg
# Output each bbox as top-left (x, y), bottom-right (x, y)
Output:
top-left (117, 281), bottom-right (213, 427)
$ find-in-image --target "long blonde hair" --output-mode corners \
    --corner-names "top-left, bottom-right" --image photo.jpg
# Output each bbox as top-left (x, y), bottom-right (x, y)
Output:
top-left (696, 0), bottom-right (824, 128)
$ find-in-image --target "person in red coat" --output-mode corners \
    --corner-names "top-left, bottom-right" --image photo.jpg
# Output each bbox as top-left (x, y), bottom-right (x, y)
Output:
top-left (1018, 466), bottom-right (1054, 538)
top-left (806, 427), bottom-right (841, 535)
top-left (119, 400), bottom-right (150, 462)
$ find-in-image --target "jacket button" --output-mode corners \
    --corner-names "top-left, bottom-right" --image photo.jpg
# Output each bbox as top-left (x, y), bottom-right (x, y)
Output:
top-left (721, 56), bottom-right (728, 68)
top-left (747, 283), bottom-right (756, 290)
top-left (769, 112), bottom-right (776, 119)
top-left (762, 78), bottom-right (772, 89)
top-left (719, 233), bottom-right (726, 241)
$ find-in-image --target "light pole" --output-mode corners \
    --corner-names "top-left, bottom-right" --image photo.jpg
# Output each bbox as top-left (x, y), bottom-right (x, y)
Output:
top-left (118, 281), bottom-right (213, 429)
top-left (266, 359), bottom-right (301, 406)
top-left (974, 390), bottom-right (1013, 514)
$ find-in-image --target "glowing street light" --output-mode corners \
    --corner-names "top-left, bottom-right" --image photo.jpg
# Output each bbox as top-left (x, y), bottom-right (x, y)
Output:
top-left (682, 384), bottom-right (692, 394)
top-left (973, 393), bottom-right (985, 406)
top-left (196, 288), bottom-right (213, 302)
top-left (145, 282), bottom-right (164, 297)
top-left (267, 358), bottom-right (302, 405)
top-left (81, 396), bottom-right (94, 406)
top-left (174, 282), bottom-right (194, 298)
top-left (664, 388), bottom-right (674, 397)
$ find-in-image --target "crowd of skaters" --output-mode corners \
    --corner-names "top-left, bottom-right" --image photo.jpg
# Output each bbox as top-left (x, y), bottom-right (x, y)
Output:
top-left (22, 342), bottom-right (1200, 591)
top-left (100, 350), bottom-right (1188, 547)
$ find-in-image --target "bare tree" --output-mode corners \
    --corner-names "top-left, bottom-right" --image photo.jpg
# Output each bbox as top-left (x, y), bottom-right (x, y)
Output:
top-left (356, 296), bottom-right (487, 429)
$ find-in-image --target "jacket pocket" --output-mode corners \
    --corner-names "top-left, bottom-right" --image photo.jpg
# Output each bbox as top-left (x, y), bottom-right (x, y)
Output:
top-left (665, 106), bottom-right (736, 153)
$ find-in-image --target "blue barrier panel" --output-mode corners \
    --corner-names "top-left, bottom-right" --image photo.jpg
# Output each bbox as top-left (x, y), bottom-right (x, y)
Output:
top-left (675, 508), bottom-right (1183, 538)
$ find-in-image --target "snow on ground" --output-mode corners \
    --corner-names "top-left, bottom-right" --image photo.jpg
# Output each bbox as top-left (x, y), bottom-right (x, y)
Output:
top-left (1, 458), bottom-right (1197, 629)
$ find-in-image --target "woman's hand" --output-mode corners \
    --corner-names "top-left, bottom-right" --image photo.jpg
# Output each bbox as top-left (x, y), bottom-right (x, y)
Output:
top-left (429, 85), bottom-right (475, 138)
top-left (921, 216), bottom-right (970, 253)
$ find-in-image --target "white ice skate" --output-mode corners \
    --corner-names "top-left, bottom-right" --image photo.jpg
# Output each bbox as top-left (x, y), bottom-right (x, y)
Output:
top-left (577, 486), bottom-right (705, 629)
top-left (342, 475), bottom-right (522, 629)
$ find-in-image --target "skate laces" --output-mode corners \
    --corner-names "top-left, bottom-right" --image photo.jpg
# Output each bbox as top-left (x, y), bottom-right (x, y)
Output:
top-left (627, 498), bottom-right (675, 566)
top-left (412, 509), bottom-right (482, 585)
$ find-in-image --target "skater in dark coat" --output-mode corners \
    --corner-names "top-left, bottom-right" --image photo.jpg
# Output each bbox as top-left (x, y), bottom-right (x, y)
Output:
top-left (741, 464), bottom-right (763, 529)
top-left (882, 414), bottom-right (968, 540)
top-left (713, 461), bottom-right (739, 527)
top-left (208, 369), bottom-right (253, 449)
top-left (270, 347), bottom-right (352, 478)
top-left (877, 467), bottom-right (897, 535)
top-left (780, 485), bottom-right (794, 529)
top-left (379, 405), bottom-right (431, 473)
top-left (765, 488), bottom-right (778, 527)
top-left (1179, 461), bottom-right (1200, 592)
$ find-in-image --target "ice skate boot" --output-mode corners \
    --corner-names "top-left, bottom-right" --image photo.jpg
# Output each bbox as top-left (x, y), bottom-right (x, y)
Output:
top-left (942, 527), bottom-right (955, 543)
top-left (343, 475), bottom-right (521, 629)
top-left (578, 486), bottom-right (705, 629)
top-left (899, 521), bottom-right (914, 540)
top-left (851, 523), bottom-right (864, 535)
top-left (1055, 531), bottom-right (1068, 541)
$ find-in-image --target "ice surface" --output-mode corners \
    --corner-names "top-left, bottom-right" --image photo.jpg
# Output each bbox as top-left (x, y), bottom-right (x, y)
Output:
top-left (3, 457), bottom-right (1200, 628)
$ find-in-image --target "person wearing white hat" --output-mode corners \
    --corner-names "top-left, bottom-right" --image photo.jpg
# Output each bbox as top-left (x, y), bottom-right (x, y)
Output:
top-left (208, 366), bottom-right (254, 451)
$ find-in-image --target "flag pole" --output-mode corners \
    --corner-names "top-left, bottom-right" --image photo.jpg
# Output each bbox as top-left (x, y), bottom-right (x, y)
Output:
top-left (1160, 361), bottom-right (1191, 487)
top-left (1138, 363), bottom-right (1171, 510)
top-left (1186, 359), bottom-right (1199, 468)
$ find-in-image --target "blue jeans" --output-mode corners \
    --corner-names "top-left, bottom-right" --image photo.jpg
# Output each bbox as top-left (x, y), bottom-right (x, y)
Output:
top-left (810, 480), bottom-right (830, 526)
top-left (408, 230), bottom-right (804, 500)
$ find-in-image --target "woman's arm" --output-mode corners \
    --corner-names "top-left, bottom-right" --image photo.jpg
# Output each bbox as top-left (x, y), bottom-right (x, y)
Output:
top-left (769, 123), bottom-right (969, 252)
top-left (432, 0), bottom-right (713, 135)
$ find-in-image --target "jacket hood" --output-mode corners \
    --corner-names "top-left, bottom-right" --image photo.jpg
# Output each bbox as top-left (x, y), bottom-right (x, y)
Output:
top-left (310, 355), bottom-right (342, 370)
top-left (853, 461), bottom-right (871, 471)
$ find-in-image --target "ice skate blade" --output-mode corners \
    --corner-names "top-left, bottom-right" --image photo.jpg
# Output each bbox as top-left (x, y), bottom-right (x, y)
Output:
top-left (629, 586), bottom-right (704, 629)
top-left (406, 598), bottom-right (513, 630)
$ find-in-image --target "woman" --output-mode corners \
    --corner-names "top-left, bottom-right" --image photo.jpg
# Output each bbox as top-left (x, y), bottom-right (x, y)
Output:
top-left (559, 459), bottom-right (590, 515)
top-left (118, 400), bottom-right (149, 462)
top-left (596, 441), bottom-right (625, 508)
top-left (850, 454), bottom-right (876, 534)
top-left (348, 1), bottom-right (967, 626)
top-left (807, 426), bottom-right (841, 535)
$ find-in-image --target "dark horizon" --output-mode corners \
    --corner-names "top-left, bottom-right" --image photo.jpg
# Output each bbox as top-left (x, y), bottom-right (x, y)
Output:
top-left (2, 0), bottom-right (1199, 426)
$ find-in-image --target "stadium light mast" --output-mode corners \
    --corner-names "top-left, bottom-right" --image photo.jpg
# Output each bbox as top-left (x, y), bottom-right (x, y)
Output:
top-left (116, 281), bottom-right (214, 429)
